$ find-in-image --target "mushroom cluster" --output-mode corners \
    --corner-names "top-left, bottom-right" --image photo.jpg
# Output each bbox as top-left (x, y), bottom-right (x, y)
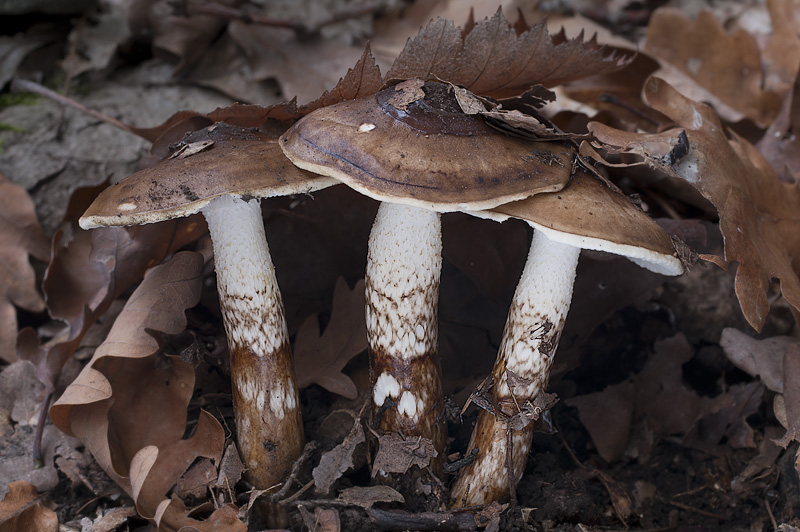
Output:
top-left (280, 79), bottom-right (575, 463)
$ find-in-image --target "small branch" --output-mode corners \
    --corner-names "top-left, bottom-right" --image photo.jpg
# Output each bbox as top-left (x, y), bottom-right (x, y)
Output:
top-left (10, 79), bottom-right (141, 138)
top-left (271, 440), bottom-right (318, 501)
top-left (443, 448), bottom-right (479, 474)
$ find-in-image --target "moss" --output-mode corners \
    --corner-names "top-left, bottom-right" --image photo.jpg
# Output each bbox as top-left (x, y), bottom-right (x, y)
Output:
top-left (0, 91), bottom-right (40, 108)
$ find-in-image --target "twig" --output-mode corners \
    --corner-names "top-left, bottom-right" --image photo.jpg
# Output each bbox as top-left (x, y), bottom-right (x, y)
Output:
top-left (10, 79), bottom-right (141, 138)
top-left (765, 496), bottom-right (778, 531)
top-left (666, 499), bottom-right (725, 520)
top-left (271, 440), bottom-right (318, 501)
top-left (443, 448), bottom-right (479, 474)
top-left (279, 479), bottom-right (314, 505)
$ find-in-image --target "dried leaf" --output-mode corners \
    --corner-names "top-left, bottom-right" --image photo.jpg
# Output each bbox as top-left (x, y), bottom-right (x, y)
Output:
top-left (588, 77), bottom-right (800, 331)
top-left (0, 481), bottom-right (57, 532)
top-left (387, 10), bottom-right (631, 98)
top-left (0, 173), bottom-right (48, 363)
top-left (720, 328), bottom-right (798, 393)
top-left (645, 8), bottom-right (783, 125)
top-left (775, 343), bottom-right (800, 448)
top-left (176, 459), bottom-right (217, 500)
top-left (215, 443), bottom-right (244, 489)
top-left (19, 218), bottom-right (206, 393)
top-left (227, 22), bottom-right (366, 105)
top-left (49, 252), bottom-right (231, 530)
top-left (568, 334), bottom-right (733, 462)
top-left (294, 278), bottom-right (368, 399)
top-left (299, 506), bottom-right (340, 532)
top-left (372, 433), bottom-right (437, 477)
top-left (757, 69), bottom-right (800, 183)
top-left (337, 485), bottom-right (405, 508)
top-left (313, 420), bottom-right (365, 494)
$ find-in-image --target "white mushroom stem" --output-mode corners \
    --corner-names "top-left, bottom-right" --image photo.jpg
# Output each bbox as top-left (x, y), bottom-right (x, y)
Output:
top-left (202, 195), bottom-right (304, 490)
top-left (451, 229), bottom-right (579, 506)
top-left (367, 202), bottom-right (446, 461)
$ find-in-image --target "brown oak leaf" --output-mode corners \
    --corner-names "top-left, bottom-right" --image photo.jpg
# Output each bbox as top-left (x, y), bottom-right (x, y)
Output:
top-left (587, 77), bottom-right (800, 332)
top-left (644, 8), bottom-right (783, 125)
top-left (0, 173), bottom-right (49, 363)
top-left (49, 251), bottom-right (231, 531)
top-left (294, 278), bottom-right (368, 400)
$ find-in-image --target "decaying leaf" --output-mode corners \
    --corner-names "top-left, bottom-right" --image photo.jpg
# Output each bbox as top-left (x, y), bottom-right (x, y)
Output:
top-left (758, 69), bottom-right (800, 183)
top-left (775, 343), bottom-right (800, 448)
top-left (294, 278), bottom-right (368, 399)
top-left (18, 218), bottom-right (206, 394)
top-left (568, 334), bottom-right (733, 462)
top-left (372, 433), bottom-right (437, 477)
top-left (48, 252), bottom-right (233, 531)
top-left (588, 77), bottom-right (800, 332)
top-left (0, 481), bottom-right (57, 532)
top-left (387, 10), bottom-right (631, 98)
top-left (645, 8), bottom-right (783, 125)
top-left (0, 173), bottom-right (49, 363)
top-left (313, 418), bottom-right (366, 494)
top-left (299, 506), bottom-right (340, 532)
top-left (720, 328), bottom-right (798, 393)
top-left (337, 485), bottom-right (405, 508)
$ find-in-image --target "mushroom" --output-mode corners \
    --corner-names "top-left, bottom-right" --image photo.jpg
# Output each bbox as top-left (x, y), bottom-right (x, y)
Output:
top-left (450, 166), bottom-right (684, 506)
top-left (80, 122), bottom-right (338, 490)
top-left (279, 79), bottom-right (575, 462)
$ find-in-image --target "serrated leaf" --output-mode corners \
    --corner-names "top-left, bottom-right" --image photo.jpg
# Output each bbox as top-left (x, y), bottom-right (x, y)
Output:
top-left (387, 10), bottom-right (631, 98)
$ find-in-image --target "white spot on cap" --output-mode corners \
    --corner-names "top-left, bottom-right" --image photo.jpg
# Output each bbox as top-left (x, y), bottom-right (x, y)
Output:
top-left (118, 202), bottom-right (137, 211)
top-left (359, 123), bottom-right (376, 132)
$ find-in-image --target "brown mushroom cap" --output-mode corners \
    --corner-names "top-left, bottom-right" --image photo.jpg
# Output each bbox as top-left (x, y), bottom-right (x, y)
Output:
top-left (81, 122), bottom-right (337, 229)
top-left (279, 80), bottom-right (575, 211)
top-left (489, 167), bottom-right (683, 274)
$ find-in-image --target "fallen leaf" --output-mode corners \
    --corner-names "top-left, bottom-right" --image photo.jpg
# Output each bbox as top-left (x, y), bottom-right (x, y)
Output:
top-left (644, 8), bottom-right (783, 125)
top-left (757, 69), bottom-right (800, 183)
top-left (294, 278), bottom-right (368, 399)
top-left (0, 31), bottom-right (54, 88)
top-left (568, 334), bottom-right (733, 462)
top-left (313, 418), bottom-right (365, 494)
top-left (299, 506), bottom-right (340, 532)
top-left (18, 217), bottom-right (206, 393)
top-left (337, 485), bottom-right (405, 508)
top-left (49, 251), bottom-right (232, 530)
top-left (176, 459), bottom-right (217, 500)
top-left (78, 507), bottom-right (138, 532)
top-left (59, 0), bottom-right (130, 79)
top-left (0, 481), bottom-right (57, 532)
top-left (0, 173), bottom-right (49, 363)
top-left (775, 343), bottom-right (800, 448)
top-left (566, 381), bottom-right (635, 462)
top-left (720, 328), bottom-right (798, 392)
top-left (387, 10), bottom-right (631, 98)
top-left (588, 77), bottom-right (800, 332)
top-left (215, 443), bottom-right (244, 490)
top-left (372, 433), bottom-right (437, 477)
top-left (227, 22), bottom-right (366, 105)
